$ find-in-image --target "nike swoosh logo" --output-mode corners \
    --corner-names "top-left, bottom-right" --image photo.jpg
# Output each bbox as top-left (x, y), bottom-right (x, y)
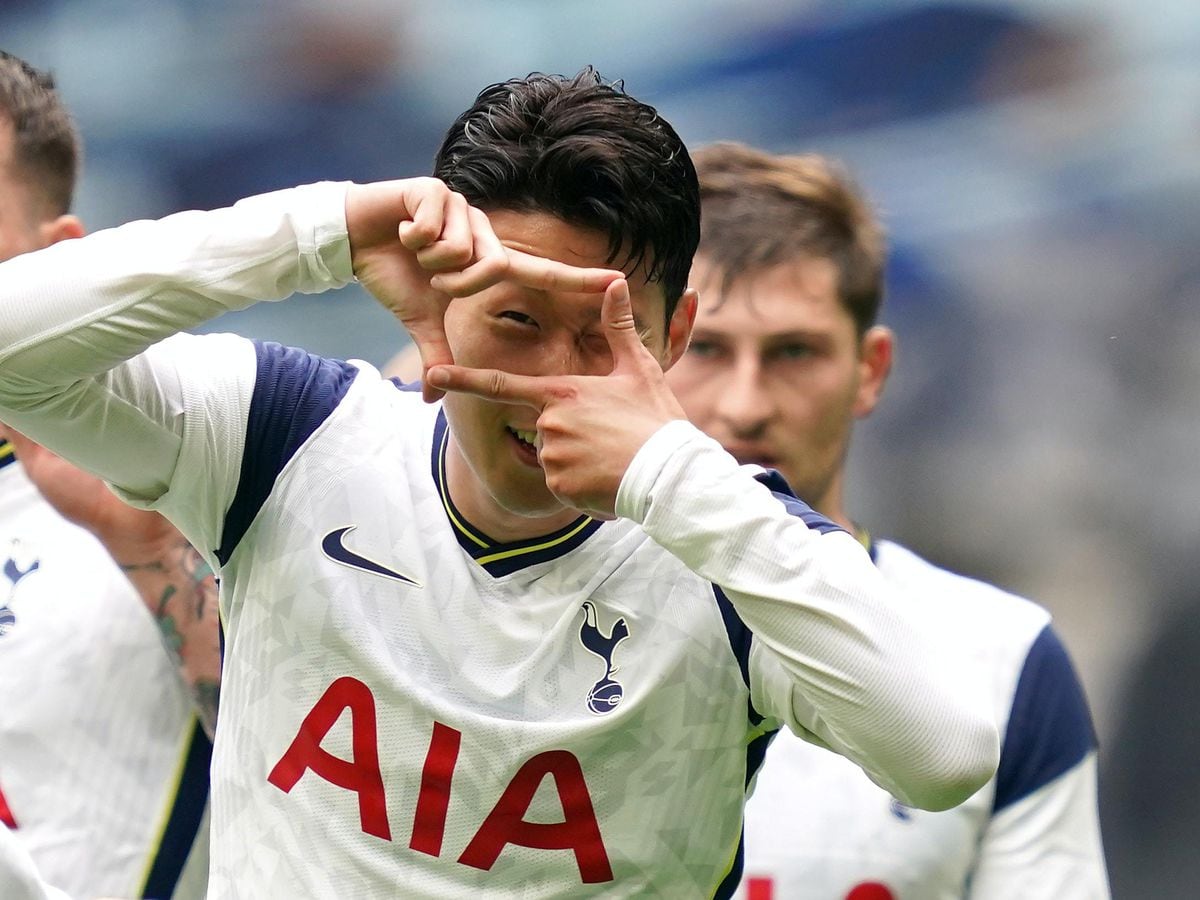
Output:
top-left (321, 526), bottom-right (422, 587)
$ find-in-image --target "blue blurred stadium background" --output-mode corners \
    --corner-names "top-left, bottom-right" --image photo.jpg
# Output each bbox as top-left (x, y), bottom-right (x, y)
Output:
top-left (5, 1), bottom-right (1198, 892)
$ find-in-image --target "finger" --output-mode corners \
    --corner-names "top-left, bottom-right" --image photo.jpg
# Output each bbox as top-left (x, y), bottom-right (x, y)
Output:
top-left (430, 209), bottom-right (623, 297)
top-left (601, 278), bottom-right (647, 369)
top-left (427, 207), bottom-right (511, 297)
top-left (415, 191), bottom-right (474, 272)
top-left (507, 249), bottom-right (624, 295)
top-left (426, 364), bottom-right (550, 410)
top-left (398, 180), bottom-right (447, 251)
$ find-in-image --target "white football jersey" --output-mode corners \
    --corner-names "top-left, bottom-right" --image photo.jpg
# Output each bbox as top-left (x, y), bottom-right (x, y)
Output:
top-left (0, 182), bottom-right (1000, 897)
top-left (737, 539), bottom-right (1108, 900)
top-left (0, 444), bottom-right (211, 899)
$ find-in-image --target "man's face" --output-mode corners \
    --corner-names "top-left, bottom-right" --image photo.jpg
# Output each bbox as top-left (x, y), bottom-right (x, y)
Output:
top-left (0, 122), bottom-right (45, 263)
top-left (666, 254), bottom-right (890, 512)
top-left (441, 209), bottom-right (691, 534)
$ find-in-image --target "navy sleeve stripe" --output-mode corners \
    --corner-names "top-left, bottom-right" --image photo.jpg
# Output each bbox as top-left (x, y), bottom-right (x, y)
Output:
top-left (993, 624), bottom-right (1098, 813)
top-left (139, 719), bottom-right (212, 898)
top-left (712, 729), bottom-right (779, 900)
top-left (710, 586), bottom-right (767, 727)
top-left (709, 470), bottom-right (846, 726)
top-left (217, 341), bottom-right (358, 564)
top-left (753, 469), bottom-right (845, 536)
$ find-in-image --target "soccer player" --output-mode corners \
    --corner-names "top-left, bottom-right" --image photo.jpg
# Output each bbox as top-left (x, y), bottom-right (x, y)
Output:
top-left (665, 142), bottom-right (1108, 899)
top-left (0, 68), bottom-right (999, 895)
top-left (0, 51), bottom-right (212, 898)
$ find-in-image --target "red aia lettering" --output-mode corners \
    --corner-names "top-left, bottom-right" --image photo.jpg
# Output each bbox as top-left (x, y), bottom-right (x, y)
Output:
top-left (846, 883), bottom-right (897, 900)
top-left (268, 679), bottom-right (613, 882)
top-left (458, 750), bottom-right (613, 883)
top-left (267, 676), bottom-right (391, 840)
top-left (409, 721), bottom-right (461, 857)
top-left (745, 876), bottom-right (773, 899)
top-left (0, 779), bottom-right (16, 829)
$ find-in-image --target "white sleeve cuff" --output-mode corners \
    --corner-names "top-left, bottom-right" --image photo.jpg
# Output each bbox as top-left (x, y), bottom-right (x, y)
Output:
top-left (614, 419), bottom-right (710, 524)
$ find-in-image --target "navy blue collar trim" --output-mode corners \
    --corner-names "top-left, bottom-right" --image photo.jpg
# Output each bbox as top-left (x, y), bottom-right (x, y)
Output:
top-left (430, 410), bottom-right (601, 577)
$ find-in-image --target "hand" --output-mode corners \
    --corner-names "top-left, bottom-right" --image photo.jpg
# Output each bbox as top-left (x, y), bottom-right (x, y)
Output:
top-left (4, 430), bottom-right (175, 566)
top-left (427, 279), bottom-right (687, 519)
top-left (345, 178), bottom-right (622, 402)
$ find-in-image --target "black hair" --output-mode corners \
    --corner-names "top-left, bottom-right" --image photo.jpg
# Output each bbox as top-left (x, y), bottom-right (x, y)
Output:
top-left (434, 67), bottom-right (699, 319)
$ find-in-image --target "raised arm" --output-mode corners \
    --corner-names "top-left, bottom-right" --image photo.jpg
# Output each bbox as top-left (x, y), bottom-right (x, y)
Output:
top-left (0, 179), bottom-right (620, 500)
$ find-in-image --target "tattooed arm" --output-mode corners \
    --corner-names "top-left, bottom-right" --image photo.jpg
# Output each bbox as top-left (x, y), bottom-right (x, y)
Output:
top-left (2, 429), bottom-right (220, 737)
top-left (115, 537), bottom-right (221, 737)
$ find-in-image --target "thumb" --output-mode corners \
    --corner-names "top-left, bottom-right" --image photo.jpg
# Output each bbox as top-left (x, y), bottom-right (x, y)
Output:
top-left (602, 278), bottom-right (644, 370)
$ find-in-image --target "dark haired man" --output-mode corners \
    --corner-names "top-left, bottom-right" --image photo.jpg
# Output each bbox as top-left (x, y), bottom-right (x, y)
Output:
top-left (0, 69), bottom-right (997, 895)
top-left (667, 142), bottom-right (1107, 899)
top-left (0, 51), bottom-right (213, 898)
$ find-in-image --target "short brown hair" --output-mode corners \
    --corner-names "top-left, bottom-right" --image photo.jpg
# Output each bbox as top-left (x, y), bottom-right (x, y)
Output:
top-left (693, 142), bottom-right (885, 335)
top-left (0, 51), bottom-right (80, 215)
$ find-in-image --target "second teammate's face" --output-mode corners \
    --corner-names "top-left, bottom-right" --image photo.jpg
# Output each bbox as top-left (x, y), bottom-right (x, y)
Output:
top-left (666, 255), bottom-right (890, 514)
top-left (441, 209), bottom-right (676, 539)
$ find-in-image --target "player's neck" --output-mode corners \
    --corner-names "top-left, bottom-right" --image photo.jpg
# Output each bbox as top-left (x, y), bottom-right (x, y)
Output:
top-left (810, 469), bottom-right (855, 534)
top-left (443, 439), bottom-right (583, 543)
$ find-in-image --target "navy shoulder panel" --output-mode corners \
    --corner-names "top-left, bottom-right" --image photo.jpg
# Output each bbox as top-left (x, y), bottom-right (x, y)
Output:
top-left (217, 341), bottom-right (358, 564)
top-left (753, 469), bottom-right (845, 536)
top-left (993, 624), bottom-right (1097, 813)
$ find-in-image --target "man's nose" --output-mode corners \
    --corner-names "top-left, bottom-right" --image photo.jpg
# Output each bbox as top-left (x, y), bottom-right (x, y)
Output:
top-left (716, 359), bottom-right (775, 436)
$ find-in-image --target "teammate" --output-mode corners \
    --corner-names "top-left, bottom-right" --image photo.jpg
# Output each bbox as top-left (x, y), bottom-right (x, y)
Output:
top-left (0, 51), bottom-right (212, 898)
top-left (0, 69), bottom-right (999, 895)
top-left (665, 142), bottom-right (1108, 899)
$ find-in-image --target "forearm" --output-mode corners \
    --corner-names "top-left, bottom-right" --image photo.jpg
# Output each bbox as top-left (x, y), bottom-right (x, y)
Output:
top-left (0, 181), bottom-right (352, 389)
top-left (617, 421), bottom-right (999, 811)
top-left (0, 182), bottom-right (353, 496)
top-left (116, 533), bottom-right (222, 738)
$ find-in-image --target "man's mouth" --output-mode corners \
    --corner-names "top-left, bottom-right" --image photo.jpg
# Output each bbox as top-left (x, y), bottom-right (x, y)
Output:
top-left (506, 426), bottom-right (541, 467)
top-left (726, 445), bottom-right (779, 468)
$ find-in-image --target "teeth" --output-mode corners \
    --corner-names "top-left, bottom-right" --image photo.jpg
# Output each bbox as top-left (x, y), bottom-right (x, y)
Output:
top-left (512, 429), bottom-right (537, 445)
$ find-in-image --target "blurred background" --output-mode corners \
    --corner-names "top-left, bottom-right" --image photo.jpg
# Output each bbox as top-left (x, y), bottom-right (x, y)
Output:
top-left (4, 0), bottom-right (1197, 893)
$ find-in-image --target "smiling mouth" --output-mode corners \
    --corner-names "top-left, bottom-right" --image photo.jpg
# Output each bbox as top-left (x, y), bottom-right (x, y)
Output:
top-left (506, 426), bottom-right (542, 468)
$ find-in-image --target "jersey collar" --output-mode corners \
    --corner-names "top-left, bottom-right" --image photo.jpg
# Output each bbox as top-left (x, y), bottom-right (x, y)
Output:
top-left (430, 410), bottom-right (602, 577)
top-left (853, 524), bottom-right (878, 563)
top-left (0, 440), bottom-right (16, 473)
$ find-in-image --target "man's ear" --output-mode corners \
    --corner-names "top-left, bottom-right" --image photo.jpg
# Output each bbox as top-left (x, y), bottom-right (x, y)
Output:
top-left (853, 325), bottom-right (894, 419)
top-left (38, 213), bottom-right (84, 247)
top-left (662, 288), bottom-right (699, 371)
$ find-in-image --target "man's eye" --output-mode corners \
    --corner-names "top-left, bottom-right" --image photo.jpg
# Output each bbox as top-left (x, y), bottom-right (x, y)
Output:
top-left (687, 340), bottom-right (721, 358)
top-left (498, 310), bottom-right (538, 327)
top-left (771, 343), bottom-right (812, 362)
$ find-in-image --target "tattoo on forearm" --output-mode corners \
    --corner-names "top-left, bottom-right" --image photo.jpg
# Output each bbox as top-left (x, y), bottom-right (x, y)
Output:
top-left (118, 536), bottom-right (222, 736)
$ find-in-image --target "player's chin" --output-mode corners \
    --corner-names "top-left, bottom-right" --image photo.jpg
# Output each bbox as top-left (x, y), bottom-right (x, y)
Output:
top-left (496, 480), bottom-right (570, 520)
